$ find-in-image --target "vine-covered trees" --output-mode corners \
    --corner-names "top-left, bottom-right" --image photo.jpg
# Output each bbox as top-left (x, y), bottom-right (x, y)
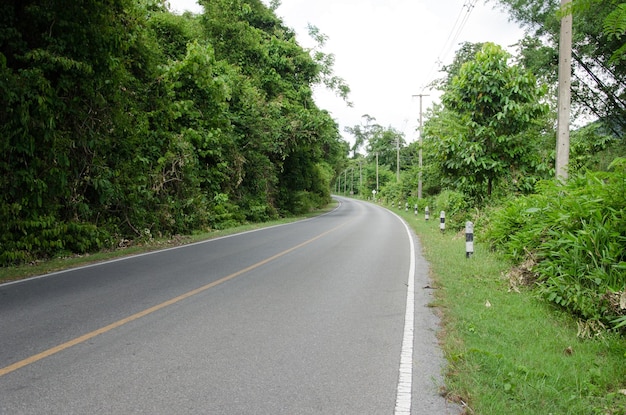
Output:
top-left (0, 0), bottom-right (348, 265)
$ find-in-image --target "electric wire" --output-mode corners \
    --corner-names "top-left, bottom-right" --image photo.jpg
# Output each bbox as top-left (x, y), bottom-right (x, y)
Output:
top-left (420, 0), bottom-right (479, 93)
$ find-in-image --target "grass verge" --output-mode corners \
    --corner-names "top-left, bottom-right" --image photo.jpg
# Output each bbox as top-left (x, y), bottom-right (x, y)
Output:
top-left (395, 208), bottom-right (626, 415)
top-left (0, 203), bottom-right (337, 284)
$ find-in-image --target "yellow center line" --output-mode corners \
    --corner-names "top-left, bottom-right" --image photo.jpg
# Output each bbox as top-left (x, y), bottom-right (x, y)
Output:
top-left (0, 223), bottom-right (345, 378)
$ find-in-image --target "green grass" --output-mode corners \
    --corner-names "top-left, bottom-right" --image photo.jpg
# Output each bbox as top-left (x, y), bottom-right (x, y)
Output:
top-left (0, 203), bottom-right (337, 284)
top-left (396, 208), bottom-right (626, 415)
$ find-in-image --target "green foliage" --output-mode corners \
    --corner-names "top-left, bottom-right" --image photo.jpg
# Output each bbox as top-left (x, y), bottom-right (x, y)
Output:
top-left (306, 24), bottom-right (352, 106)
top-left (433, 190), bottom-right (470, 231)
top-left (494, 0), bottom-right (626, 134)
top-left (603, 3), bottom-right (626, 64)
top-left (570, 120), bottom-right (622, 172)
top-left (0, 217), bottom-right (111, 265)
top-left (425, 43), bottom-right (551, 203)
top-left (432, 41), bottom-right (485, 91)
top-left (0, 0), bottom-right (348, 265)
top-left (604, 3), bottom-right (626, 38)
top-left (483, 161), bottom-right (626, 330)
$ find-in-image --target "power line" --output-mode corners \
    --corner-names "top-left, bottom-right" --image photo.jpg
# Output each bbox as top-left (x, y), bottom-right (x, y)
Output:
top-left (420, 0), bottom-right (478, 92)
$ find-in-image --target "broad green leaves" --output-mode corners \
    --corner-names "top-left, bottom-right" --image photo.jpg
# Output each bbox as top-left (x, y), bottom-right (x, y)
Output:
top-left (494, 0), bottom-right (626, 134)
top-left (426, 43), bottom-right (550, 201)
top-left (604, 3), bottom-right (626, 63)
top-left (484, 162), bottom-right (626, 330)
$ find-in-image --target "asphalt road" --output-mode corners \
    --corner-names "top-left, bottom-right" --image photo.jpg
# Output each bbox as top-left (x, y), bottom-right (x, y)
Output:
top-left (0, 197), bottom-right (459, 414)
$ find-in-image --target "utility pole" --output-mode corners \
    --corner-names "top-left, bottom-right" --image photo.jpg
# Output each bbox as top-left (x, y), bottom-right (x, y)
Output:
top-left (396, 136), bottom-right (400, 182)
top-left (556, 0), bottom-right (572, 181)
top-left (412, 94), bottom-right (429, 198)
top-left (351, 167), bottom-right (354, 195)
top-left (375, 152), bottom-right (379, 193)
top-left (359, 161), bottom-right (362, 193)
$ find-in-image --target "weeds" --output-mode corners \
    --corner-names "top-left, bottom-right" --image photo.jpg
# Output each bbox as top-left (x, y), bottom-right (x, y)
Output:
top-left (398, 210), bottom-right (626, 414)
top-left (481, 160), bottom-right (626, 331)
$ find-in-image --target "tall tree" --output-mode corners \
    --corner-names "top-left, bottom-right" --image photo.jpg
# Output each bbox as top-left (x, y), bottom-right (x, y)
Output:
top-left (0, 0), bottom-right (349, 264)
top-left (344, 114), bottom-right (377, 158)
top-left (493, 0), bottom-right (626, 134)
top-left (366, 125), bottom-right (405, 173)
top-left (426, 43), bottom-right (550, 200)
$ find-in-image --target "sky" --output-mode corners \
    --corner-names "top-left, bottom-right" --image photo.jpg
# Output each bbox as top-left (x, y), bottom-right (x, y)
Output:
top-left (168, 0), bottom-right (526, 146)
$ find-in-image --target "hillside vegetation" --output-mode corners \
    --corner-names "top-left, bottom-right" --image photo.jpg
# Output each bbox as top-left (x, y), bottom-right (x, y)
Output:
top-left (0, 0), bottom-right (348, 265)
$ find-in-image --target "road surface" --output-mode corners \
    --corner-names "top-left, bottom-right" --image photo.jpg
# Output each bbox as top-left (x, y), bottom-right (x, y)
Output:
top-left (0, 197), bottom-right (459, 414)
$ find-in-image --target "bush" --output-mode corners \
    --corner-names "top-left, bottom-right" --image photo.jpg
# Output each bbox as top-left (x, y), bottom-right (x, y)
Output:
top-left (0, 216), bottom-right (111, 266)
top-left (483, 159), bottom-right (626, 331)
top-left (433, 189), bottom-right (470, 231)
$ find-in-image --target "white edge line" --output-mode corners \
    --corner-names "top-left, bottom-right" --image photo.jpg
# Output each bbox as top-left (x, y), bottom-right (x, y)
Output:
top-left (1, 200), bottom-right (343, 288)
top-left (390, 211), bottom-right (416, 415)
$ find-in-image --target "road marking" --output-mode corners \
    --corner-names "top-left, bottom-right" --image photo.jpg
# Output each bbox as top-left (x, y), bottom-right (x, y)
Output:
top-left (0, 223), bottom-right (345, 378)
top-left (394, 215), bottom-right (416, 415)
top-left (0, 203), bottom-right (342, 289)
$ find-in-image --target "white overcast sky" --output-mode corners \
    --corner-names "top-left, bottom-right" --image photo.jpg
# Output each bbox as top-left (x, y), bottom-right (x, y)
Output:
top-left (168, 0), bottom-right (526, 145)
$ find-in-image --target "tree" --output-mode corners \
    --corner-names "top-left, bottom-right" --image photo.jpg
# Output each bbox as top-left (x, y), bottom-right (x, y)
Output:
top-left (197, 0), bottom-right (347, 215)
top-left (430, 42), bottom-right (485, 91)
top-left (366, 126), bottom-right (405, 174)
top-left (0, 0), bottom-right (349, 264)
top-left (344, 114), bottom-right (377, 158)
top-left (493, 0), bottom-right (626, 135)
top-left (426, 43), bottom-right (550, 200)
top-left (603, 3), bottom-right (626, 64)
top-left (306, 24), bottom-right (352, 106)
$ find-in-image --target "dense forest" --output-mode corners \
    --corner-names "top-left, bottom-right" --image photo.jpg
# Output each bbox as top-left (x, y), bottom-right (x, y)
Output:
top-left (0, 0), bottom-right (349, 265)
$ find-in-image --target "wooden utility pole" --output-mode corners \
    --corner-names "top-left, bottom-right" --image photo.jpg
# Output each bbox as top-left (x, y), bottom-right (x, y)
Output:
top-left (556, 0), bottom-right (572, 181)
top-left (375, 152), bottom-right (379, 192)
top-left (412, 94), bottom-right (429, 198)
top-left (359, 161), bottom-right (362, 192)
top-left (396, 136), bottom-right (400, 182)
top-left (351, 167), bottom-right (354, 194)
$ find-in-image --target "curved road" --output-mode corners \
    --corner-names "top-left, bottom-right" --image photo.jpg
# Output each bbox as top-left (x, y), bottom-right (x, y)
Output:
top-left (0, 197), bottom-right (458, 414)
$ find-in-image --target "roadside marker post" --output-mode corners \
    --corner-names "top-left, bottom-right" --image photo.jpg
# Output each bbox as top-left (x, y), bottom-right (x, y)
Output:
top-left (425, 206), bottom-right (430, 221)
top-left (465, 221), bottom-right (474, 258)
top-left (414, 204), bottom-right (417, 216)
top-left (439, 211), bottom-right (445, 233)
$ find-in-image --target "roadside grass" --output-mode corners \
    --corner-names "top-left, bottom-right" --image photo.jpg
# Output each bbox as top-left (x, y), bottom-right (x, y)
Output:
top-left (396, 208), bottom-right (626, 415)
top-left (0, 203), bottom-right (337, 284)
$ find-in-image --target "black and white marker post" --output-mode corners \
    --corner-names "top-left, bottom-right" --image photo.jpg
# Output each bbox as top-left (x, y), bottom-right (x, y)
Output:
top-left (465, 221), bottom-right (474, 258)
top-left (425, 206), bottom-right (430, 221)
top-left (439, 211), bottom-right (445, 233)
top-left (414, 204), bottom-right (418, 216)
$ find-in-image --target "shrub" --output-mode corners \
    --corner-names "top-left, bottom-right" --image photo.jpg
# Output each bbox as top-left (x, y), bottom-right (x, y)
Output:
top-left (433, 189), bottom-right (470, 231)
top-left (483, 159), bottom-right (626, 331)
top-left (0, 216), bottom-right (111, 266)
